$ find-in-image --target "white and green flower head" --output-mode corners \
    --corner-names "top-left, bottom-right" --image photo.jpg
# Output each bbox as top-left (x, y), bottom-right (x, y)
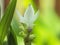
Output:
top-left (16, 4), bottom-right (39, 27)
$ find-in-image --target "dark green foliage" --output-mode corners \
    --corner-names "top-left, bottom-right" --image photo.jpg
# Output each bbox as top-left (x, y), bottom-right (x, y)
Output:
top-left (7, 26), bottom-right (17, 45)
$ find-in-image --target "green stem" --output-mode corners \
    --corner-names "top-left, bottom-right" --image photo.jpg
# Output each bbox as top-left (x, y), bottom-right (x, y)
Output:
top-left (24, 28), bottom-right (32, 45)
top-left (7, 26), bottom-right (17, 45)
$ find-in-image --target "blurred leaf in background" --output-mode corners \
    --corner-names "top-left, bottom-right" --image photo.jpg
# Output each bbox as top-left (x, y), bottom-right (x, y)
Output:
top-left (33, 0), bottom-right (60, 45)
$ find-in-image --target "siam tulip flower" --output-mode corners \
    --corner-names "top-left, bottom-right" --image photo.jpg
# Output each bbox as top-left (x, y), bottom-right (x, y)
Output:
top-left (16, 4), bottom-right (39, 27)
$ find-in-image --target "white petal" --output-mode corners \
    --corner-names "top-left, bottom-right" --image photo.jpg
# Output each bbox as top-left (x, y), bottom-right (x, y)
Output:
top-left (15, 9), bottom-right (25, 23)
top-left (27, 10), bottom-right (39, 27)
top-left (32, 10), bottom-right (39, 22)
top-left (24, 5), bottom-right (34, 23)
top-left (24, 5), bottom-right (35, 26)
top-left (24, 4), bottom-right (34, 17)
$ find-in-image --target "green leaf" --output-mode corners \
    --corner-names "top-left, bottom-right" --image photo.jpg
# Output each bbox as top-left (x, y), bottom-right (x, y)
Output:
top-left (0, 0), bottom-right (17, 44)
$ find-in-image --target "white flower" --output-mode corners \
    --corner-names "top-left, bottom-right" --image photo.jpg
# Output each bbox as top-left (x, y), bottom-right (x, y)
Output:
top-left (16, 5), bottom-right (39, 27)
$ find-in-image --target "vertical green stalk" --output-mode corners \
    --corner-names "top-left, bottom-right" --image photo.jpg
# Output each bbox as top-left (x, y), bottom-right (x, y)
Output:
top-left (24, 27), bottom-right (32, 45)
top-left (0, 0), bottom-right (17, 44)
top-left (7, 26), bottom-right (17, 45)
top-left (0, 5), bottom-right (1, 20)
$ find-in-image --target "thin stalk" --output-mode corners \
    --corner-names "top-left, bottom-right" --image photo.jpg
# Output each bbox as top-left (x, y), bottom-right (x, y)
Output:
top-left (0, 5), bottom-right (1, 20)
top-left (7, 26), bottom-right (17, 45)
top-left (24, 27), bottom-right (32, 45)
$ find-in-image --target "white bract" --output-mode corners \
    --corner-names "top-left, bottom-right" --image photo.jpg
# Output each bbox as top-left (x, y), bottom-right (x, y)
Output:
top-left (16, 5), bottom-right (39, 27)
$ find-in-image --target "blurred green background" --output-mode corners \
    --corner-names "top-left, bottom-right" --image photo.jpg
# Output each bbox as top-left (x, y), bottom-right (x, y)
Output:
top-left (1, 0), bottom-right (60, 45)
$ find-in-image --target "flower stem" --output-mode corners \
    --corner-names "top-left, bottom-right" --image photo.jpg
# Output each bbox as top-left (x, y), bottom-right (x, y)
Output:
top-left (24, 28), bottom-right (32, 45)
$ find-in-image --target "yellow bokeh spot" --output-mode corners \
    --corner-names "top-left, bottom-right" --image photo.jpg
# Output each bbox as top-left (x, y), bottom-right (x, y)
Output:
top-left (23, 0), bottom-right (31, 8)
top-left (16, 0), bottom-right (31, 15)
